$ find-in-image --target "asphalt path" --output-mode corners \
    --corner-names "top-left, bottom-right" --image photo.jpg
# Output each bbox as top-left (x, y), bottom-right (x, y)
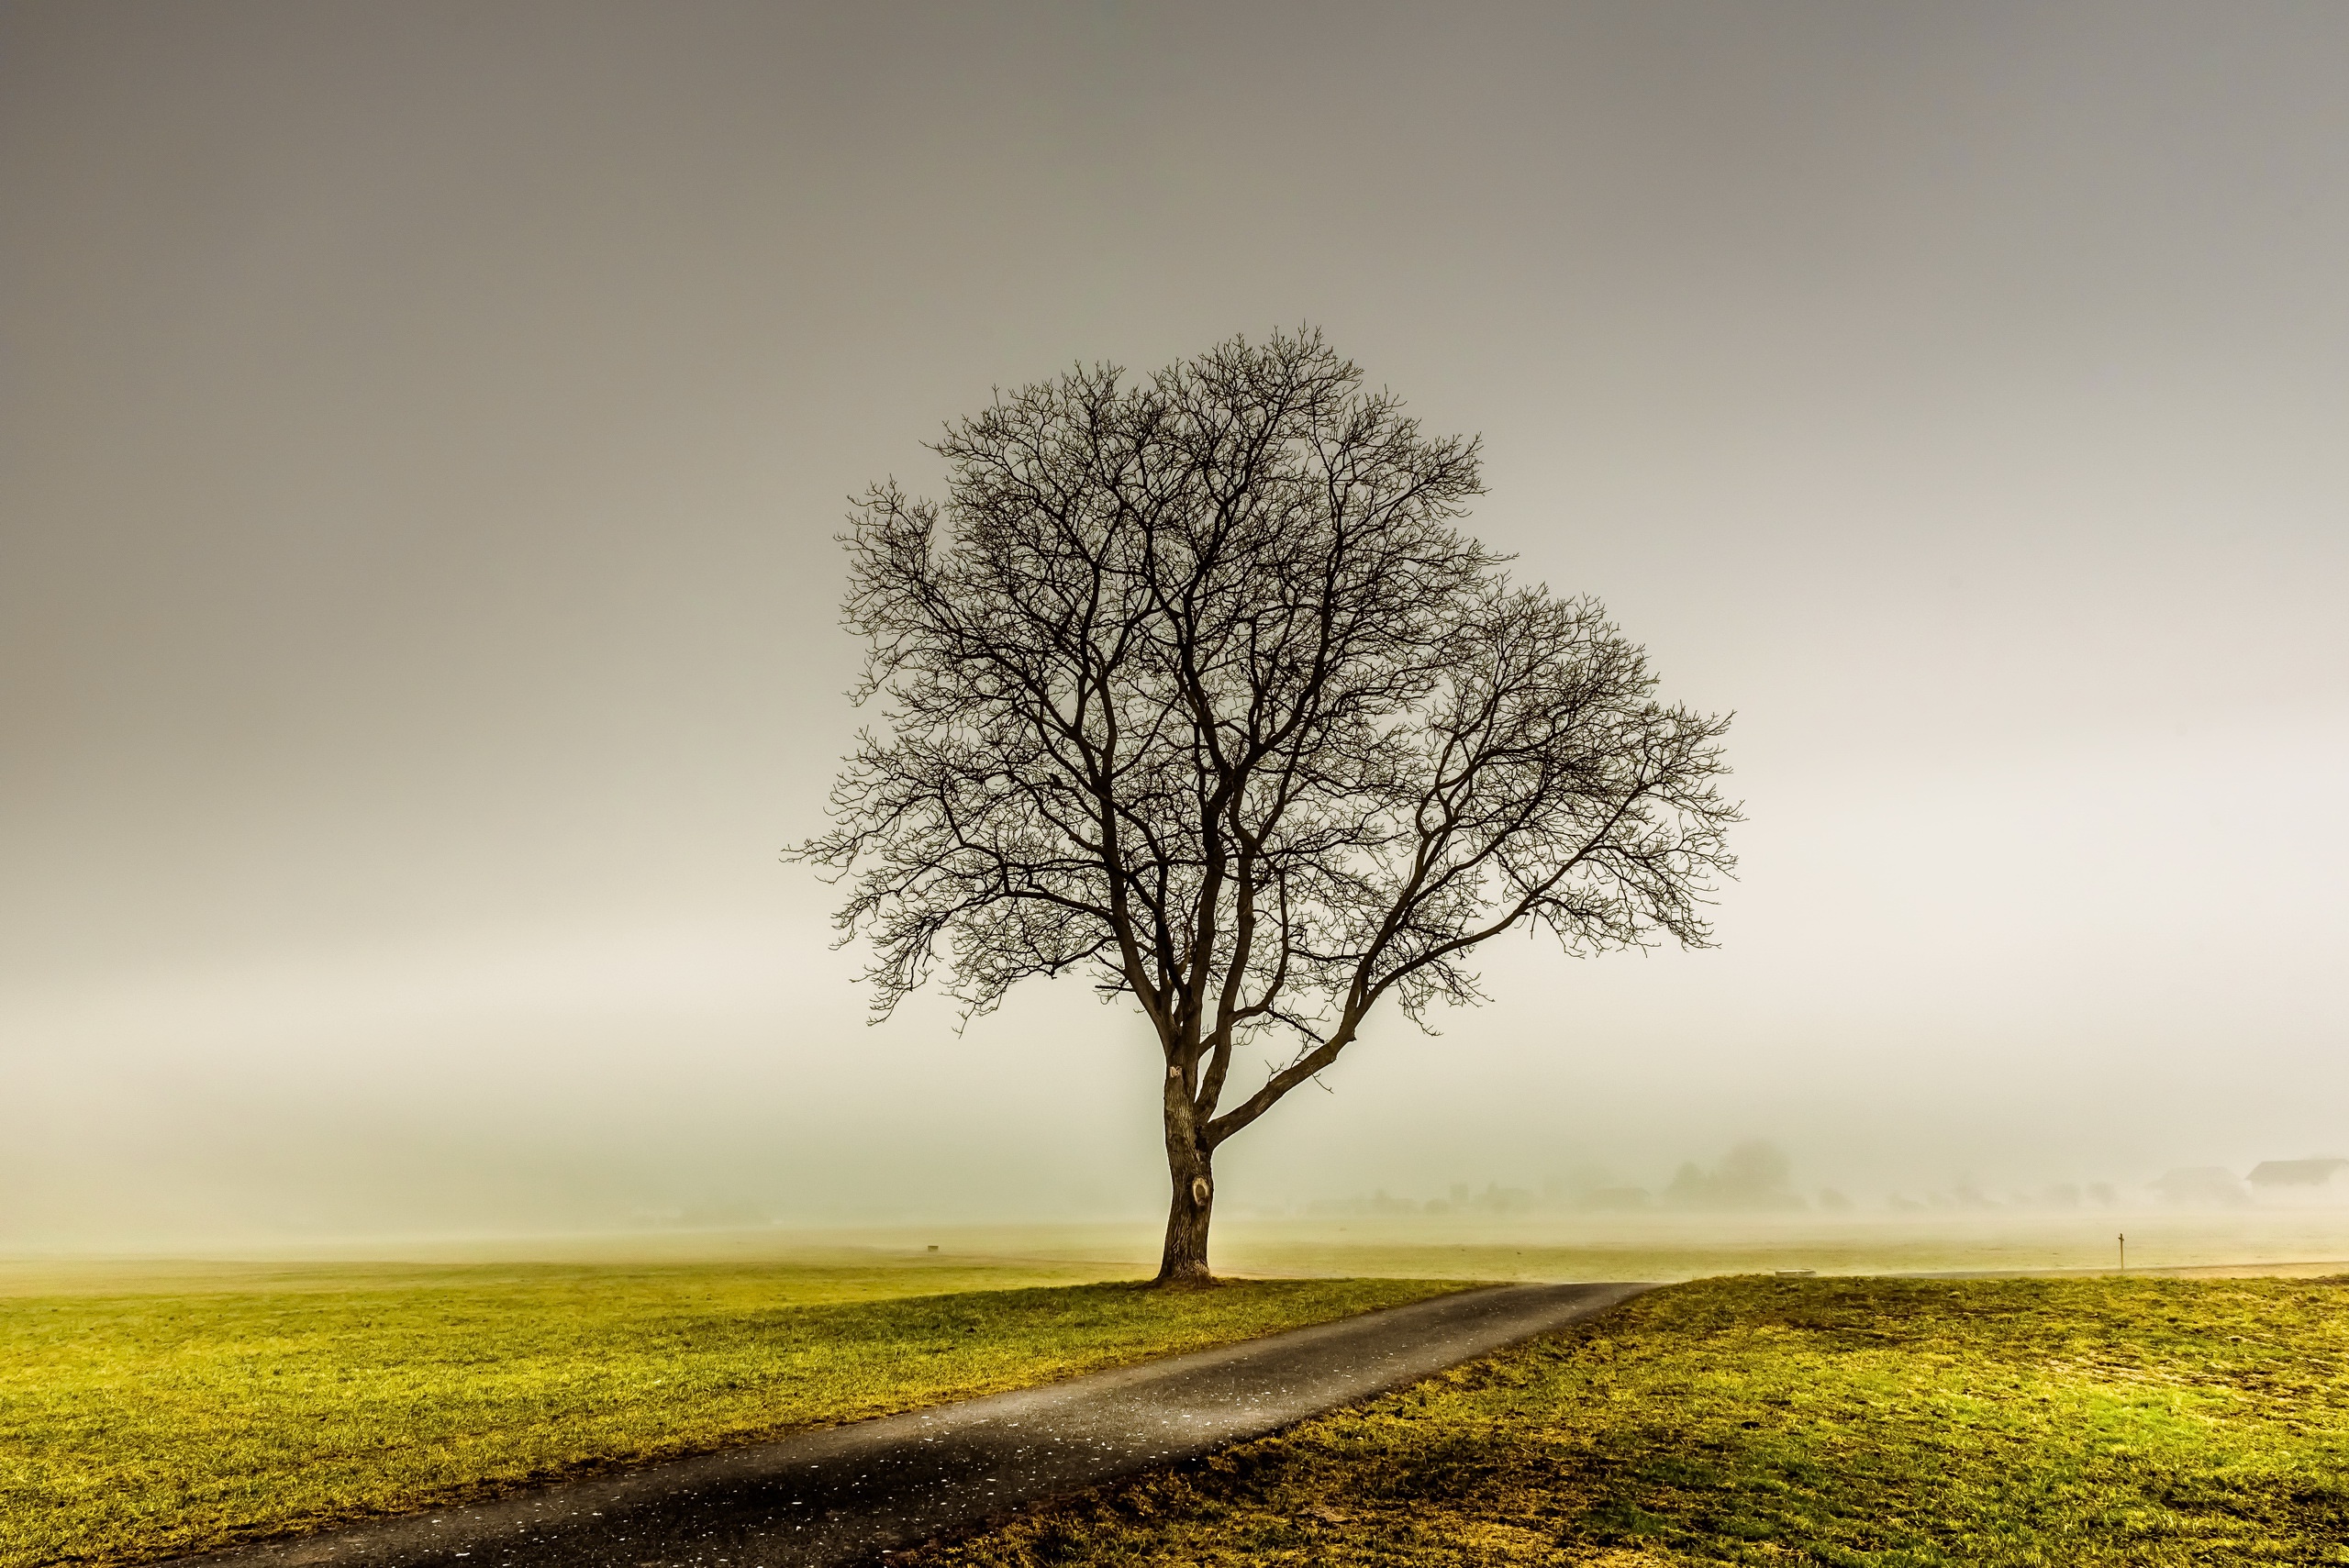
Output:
top-left (179, 1281), bottom-right (1646, 1568)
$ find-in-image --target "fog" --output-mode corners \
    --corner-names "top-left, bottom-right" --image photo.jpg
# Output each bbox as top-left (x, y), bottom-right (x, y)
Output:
top-left (5, 2), bottom-right (2346, 1250)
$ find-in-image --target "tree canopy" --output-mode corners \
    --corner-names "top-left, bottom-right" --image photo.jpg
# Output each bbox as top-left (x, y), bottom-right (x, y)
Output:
top-left (799, 330), bottom-right (1737, 1278)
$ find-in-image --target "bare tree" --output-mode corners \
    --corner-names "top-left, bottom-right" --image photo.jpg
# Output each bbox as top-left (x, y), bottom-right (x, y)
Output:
top-left (796, 330), bottom-right (1737, 1283)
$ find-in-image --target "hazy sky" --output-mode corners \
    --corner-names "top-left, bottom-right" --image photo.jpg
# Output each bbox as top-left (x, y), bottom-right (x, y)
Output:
top-left (5, 1), bottom-right (2345, 1243)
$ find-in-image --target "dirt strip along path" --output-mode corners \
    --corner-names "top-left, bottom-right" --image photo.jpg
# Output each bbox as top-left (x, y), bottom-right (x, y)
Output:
top-left (177, 1281), bottom-right (1647, 1568)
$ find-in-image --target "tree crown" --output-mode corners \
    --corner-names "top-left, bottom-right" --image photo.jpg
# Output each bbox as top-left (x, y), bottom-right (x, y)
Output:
top-left (800, 330), bottom-right (1737, 1146)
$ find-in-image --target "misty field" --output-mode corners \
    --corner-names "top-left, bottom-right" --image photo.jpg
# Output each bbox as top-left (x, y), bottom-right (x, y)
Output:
top-left (912, 1275), bottom-right (2349, 1567)
top-left (0, 1257), bottom-right (1460, 1568)
top-left (1204, 1207), bottom-right (2349, 1284)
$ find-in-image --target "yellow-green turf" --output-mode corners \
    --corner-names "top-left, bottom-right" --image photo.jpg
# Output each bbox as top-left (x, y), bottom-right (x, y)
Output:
top-left (0, 1261), bottom-right (1465, 1568)
top-left (907, 1275), bottom-right (2349, 1566)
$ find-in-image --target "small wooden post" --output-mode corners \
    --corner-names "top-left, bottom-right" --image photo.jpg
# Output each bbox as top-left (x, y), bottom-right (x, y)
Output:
top-left (2118, 1232), bottom-right (2125, 1273)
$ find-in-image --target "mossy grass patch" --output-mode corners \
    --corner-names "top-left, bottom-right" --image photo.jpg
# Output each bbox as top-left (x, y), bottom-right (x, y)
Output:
top-left (909, 1274), bottom-right (2349, 1565)
top-left (1, 1262), bottom-right (1464, 1568)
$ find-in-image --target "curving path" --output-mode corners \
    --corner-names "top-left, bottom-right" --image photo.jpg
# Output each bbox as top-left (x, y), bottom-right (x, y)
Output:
top-left (178, 1281), bottom-right (1646, 1568)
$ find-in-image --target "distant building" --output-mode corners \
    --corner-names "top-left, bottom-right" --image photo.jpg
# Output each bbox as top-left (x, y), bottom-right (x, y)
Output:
top-left (2248, 1158), bottom-right (2349, 1188)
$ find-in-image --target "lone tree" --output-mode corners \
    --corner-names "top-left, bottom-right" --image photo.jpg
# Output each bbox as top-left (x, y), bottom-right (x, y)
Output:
top-left (798, 331), bottom-right (1737, 1283)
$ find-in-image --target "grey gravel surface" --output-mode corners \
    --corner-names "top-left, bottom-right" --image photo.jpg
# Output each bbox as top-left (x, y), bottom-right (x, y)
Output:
top-left (174, 1281), bottom-right (1646, 1568)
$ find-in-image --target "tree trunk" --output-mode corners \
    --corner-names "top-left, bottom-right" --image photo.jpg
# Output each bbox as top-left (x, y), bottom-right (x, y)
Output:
top-left (1156, 1151), bottom-right (1215, 1283)
top-left (1156, 1077), bottom-right (1216, 1284)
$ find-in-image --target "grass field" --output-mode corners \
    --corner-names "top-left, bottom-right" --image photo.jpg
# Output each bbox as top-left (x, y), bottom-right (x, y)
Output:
top-left (1205, 1208), bottom-right (2349, 1283)
top-left (14, 1219), bottom-right (2349, 1568)
top-left (17, 1205), bottom-right (2344, 1287)
top-left (0, 1257), bottom-right (1463, 1568)
top-left (912, 1274), bottom-right (2349, 1566)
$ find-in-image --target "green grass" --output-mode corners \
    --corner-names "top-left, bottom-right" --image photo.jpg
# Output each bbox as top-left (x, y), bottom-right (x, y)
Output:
top-left (909, 1275), bottom-right (2349, 1566)
top-left (0, 1259), bottom-right (1464, 1568)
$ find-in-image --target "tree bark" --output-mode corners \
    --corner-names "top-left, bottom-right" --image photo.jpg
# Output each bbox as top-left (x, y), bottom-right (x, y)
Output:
top-left (1156, 1072), bottom-right (1216, 1284)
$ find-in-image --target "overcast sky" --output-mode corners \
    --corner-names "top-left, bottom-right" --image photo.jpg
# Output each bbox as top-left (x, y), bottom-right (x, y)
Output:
top-left (5, 1), bottom-right (2345, 1245)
